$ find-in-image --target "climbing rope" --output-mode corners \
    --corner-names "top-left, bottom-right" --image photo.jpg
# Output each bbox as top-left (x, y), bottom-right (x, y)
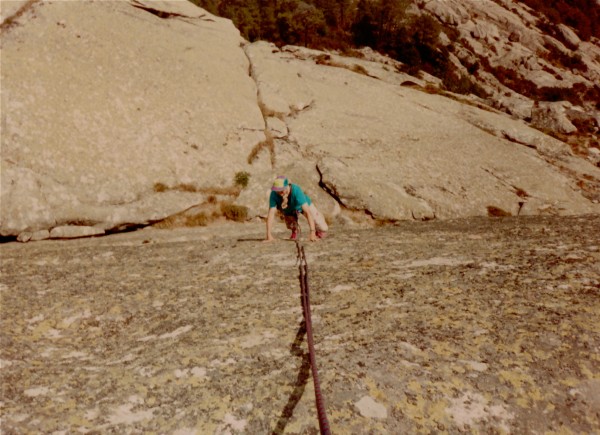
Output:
top-left (295, 231), bottom-right (331, 435)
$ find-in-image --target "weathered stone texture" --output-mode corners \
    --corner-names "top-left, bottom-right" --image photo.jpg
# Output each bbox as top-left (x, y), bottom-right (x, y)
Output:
top-left (1, 216), bottom-right (599, 433)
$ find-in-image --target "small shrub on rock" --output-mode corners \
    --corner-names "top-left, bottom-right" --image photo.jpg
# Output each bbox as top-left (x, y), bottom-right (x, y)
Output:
top-left (154, 182), bottom-right (169, 193)
top-left (175, 183), bottom-right (198, 192)
top-left (185, 213), bottom-right (209, 227)
top-left (487, 206), bottom-right (512, 217)
top-left (220, 202), bottom-right (248, 222)
top-left (234, 171), bottom-right (250, 188)
top-left (351, 64), bottom-right (369, 76)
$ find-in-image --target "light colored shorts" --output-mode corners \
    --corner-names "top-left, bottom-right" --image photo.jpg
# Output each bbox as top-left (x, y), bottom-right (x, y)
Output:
top-left (283, 204), bottom-right (328, 232)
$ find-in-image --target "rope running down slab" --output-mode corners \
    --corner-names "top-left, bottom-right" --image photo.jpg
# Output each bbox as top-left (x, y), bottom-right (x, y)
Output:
top-left (295, 236), bottom-right (331, 435)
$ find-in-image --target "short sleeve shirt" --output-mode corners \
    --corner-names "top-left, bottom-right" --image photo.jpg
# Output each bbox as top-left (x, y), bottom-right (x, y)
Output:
top-left (269, 184), bottom-right (312, 215)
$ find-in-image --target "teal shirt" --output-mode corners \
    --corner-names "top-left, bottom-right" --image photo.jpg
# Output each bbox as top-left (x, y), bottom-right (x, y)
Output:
top-left (269, 184), bottom-right (312, 215)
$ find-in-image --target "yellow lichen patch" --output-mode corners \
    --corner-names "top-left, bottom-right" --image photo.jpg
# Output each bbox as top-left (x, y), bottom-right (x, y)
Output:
top-left (530, 348), bottom-right (552, 361)
top-left (364, 376), bottom-right (387, 402)
top-left (134, 291), bottom-right (150, 302)
top-left (429, 340), bottom-right (458, 359)
top-left (498, 369), bottom-right (544, 407)
top-left (450, 363), bottom-right (466, 374)
top-left (49, 398), bottom-right (79, 415)
top-left (437, 376), bottom-right (467, 393)
top-left (372, 422), bottom-right (387, 432)
top-left (67, 414), bottom-right (92, 427)
top-left (560, 377), bottom-right (583, 387)
top-left (109, 305), bottom-right (123, 315)
top-left (29, 320), bottom-right (57, 340)
top-left (505, 338), bottom-right (522, 353)
top-left (328, 407), bottom-right (352, 423)
top-left (397, 396), bottom-right (426, 424)
top-left (406, 379), bottom-right (424, 394)
top-left (529, 385), bottom-right (546, 402)
top-left (135, 384), bottom-right (149, 397)
top-left (499, 369), bottom-right (534, 389)
top-left (579, 363), bottom-right (594, 378)
top-left (398, 381), bottom-right (450, 428)
top-left (427, 399), bottom-right (451, 422)
top-left (499, 357), bottom-right (524, 367)
top-left (547, 427), bottom-right (578, 435)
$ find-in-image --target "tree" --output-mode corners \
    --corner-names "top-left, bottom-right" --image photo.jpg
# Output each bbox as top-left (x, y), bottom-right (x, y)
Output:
top-left (276, 1), bottom-right (326, 46)
top-left (296, 2), bottom-right (327, 46)
top-left (351, 0), bottom-right (377, 47)
top-left (257, 0), bottom-right (278, 41)
top-left (376, 0), bottom-right (410, 44)
top-left (313, 0), bottom-right (340, 27)
top-left (336, 0), bottom-right (351, 29)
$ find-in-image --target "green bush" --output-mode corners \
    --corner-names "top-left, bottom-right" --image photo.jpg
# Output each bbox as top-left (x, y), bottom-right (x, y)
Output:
top-left (234, 171), bottom-right (250, 188)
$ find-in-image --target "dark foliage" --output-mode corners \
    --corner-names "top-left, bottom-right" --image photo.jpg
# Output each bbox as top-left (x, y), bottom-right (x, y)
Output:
top-left (489, 64), bottom-right (599, 107)
top-left (542, 43), bottom-right (588, 73)
top-left (518, 0), bottom-right (599, 41)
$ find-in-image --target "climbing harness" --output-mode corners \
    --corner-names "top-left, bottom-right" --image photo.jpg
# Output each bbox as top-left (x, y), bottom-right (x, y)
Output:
top-left (295, 231), bottom-right (331, 435)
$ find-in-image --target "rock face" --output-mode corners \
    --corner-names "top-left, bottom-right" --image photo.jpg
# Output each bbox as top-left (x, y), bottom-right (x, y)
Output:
top-left (421, 0), bottom-right (600, 128)
top-left (1, 215), bottom-right (599, 433)
top-left (1, 0), bottom-right (265, 237)
top-left (243, 42), bottom-right (598, 223)
top-left (1, 0), bottom-right (599, 240)
top-left (531, 102), bottom-right (578, 134)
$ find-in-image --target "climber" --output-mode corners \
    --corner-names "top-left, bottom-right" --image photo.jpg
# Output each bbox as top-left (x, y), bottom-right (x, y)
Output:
top-left (265, 176), bottom-right (328, 242)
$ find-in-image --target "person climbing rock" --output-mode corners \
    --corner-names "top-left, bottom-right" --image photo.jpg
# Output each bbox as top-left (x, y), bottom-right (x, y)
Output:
top-left (265, 176), bottom-right (328, 242)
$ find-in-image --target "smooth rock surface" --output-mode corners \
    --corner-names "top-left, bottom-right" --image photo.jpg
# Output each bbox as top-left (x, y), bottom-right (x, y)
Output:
top-left (1, 216), bottom-right (599, 433)
top-left (1, 0), bottom-right (264, 236)
top-left (245, 42), bottom-right (599, 221)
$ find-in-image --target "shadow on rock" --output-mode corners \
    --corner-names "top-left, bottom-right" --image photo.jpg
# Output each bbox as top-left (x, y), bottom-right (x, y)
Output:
top-left (272, 320), bottom-right (310, 435)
